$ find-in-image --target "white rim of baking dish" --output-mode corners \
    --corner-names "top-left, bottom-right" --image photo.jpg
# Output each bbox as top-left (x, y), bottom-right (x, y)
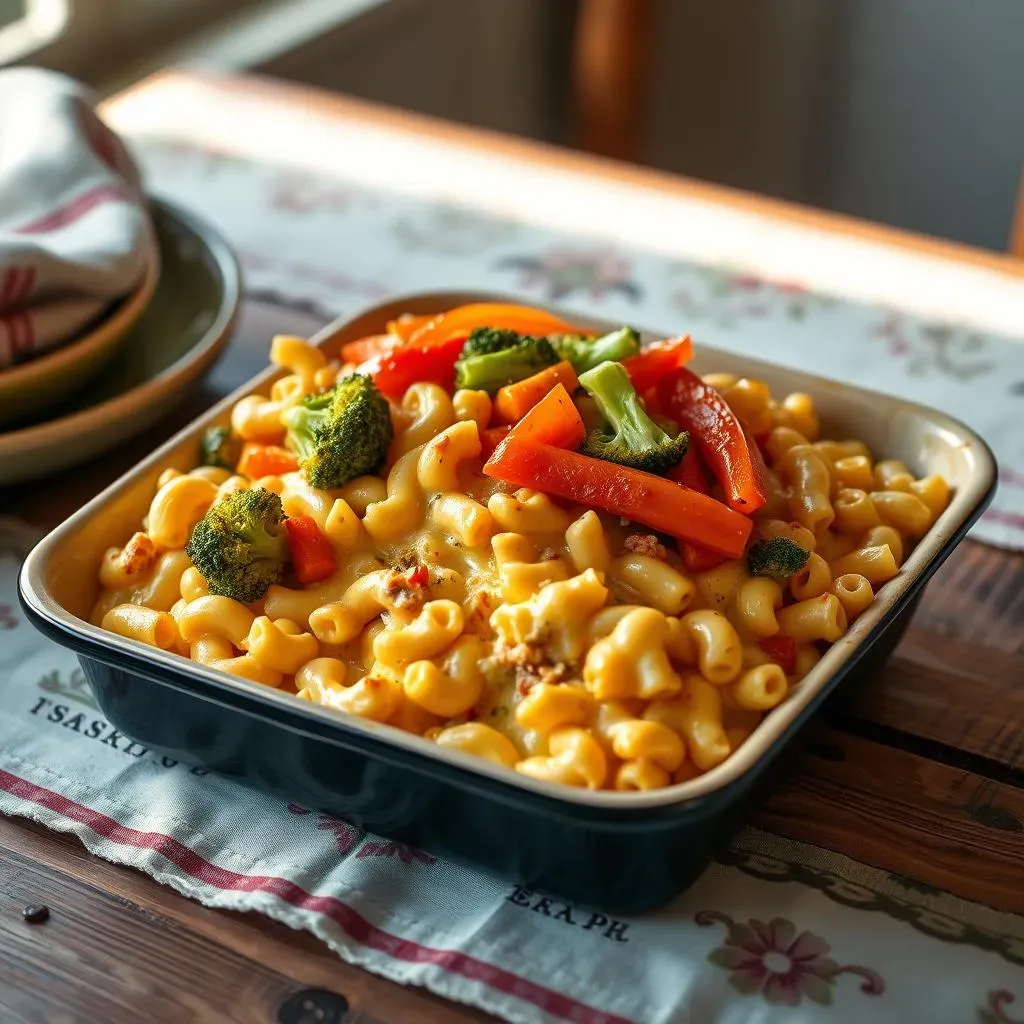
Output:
top-left (19, 289), bottom-right (997, 811)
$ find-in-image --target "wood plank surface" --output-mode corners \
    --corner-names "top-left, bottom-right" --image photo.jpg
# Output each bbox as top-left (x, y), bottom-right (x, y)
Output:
top-left (0, 818), bottom-right (490, 1024)
top-left (754, 727), bottom-right (1024, 913)
top-left (837, 542), bottom-right (1024, 771)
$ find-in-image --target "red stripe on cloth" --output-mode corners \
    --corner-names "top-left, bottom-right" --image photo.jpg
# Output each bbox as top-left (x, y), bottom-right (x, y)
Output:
top-left (999, 468), bottom-right (1024, 489)
top-left (982, 508), bottom-right (1024, 532)
top-left (11, 312), bottom-right (34, 357)
top-left (15, 265), bottom-right (36, 303)
top-left (0, 317), bottom-right (15, 363)
top-left (16, 183), bottom-right (131, 234)
top-left (0, 311), bottom-right (32, 358)
top-left (0, 769), bottom-right (629, 1024)
top-left (0, 266), bottom-right (22, 309)
top-left (0, 268), bottom-right (38, 356)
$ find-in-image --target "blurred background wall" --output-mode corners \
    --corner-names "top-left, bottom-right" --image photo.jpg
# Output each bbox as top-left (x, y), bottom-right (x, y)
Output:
top-left (6, 0), bottom-right (1024, 251)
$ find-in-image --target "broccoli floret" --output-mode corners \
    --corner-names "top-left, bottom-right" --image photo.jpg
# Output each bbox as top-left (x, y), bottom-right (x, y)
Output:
top-left (549, 326), bottom-right (641, 375)
top-left (577, 360), bottom-right (688, 473)
top-left (454, 327), bottom-right (558, 393)
top-left (200, 426), bottom-right (242, 471)
top-left (281, 374), bottom-right (393, 489)
top-left (459, 327), bottom-right (524, 359)
top-left (747, 537), bottom-right (810, 580)
top-left (185, 488), bottom-right (288, 602)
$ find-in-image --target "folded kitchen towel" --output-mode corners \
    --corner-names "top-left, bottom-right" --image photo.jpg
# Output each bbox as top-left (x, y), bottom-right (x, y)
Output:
top-left (0, 67), bottom-right (157, 369)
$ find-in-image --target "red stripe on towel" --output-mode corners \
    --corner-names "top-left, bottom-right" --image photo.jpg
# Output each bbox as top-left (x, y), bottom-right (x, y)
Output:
top-left (1, 311), bottom-right (33, 358)
top-left (16, 183), bottom-right (131, 234)
top-left (0, 768), bottom-right (631, 1024)
top-left (0, 267), bottom-right (21, 309)
top-left (12, 312), bottom-right (35, 357)
top-left (982, 508), bottom-right (1024, 532)
top-left (14, 265), bottom-right (35, 303)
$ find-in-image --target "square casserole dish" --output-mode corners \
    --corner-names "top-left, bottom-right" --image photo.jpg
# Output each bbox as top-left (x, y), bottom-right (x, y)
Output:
top-left (19, 290), bottom-right (996, 913)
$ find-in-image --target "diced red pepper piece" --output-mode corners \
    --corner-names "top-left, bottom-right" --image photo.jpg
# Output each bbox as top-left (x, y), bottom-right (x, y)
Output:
top-left (757, 635), bottom-right (797, 676)
top-left (655, 366), bottom-right (768, 514)
top-left (681, 543), bottom-right (728, 574)
top-left (406, 564), bottom-right (429, 588)
top-left (283, 515), bottom-right (337, 585)
top-left (670, 448), bottom-right (728, 572)
top-left (484, 437), bottom-right (752, 558)
top-left (363, 333), bottom-right (467, 399)
top-left (622, 335), bottom-right (693, 395)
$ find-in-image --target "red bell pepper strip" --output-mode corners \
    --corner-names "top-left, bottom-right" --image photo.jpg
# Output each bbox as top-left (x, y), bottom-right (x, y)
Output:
top-left (655, 366), bottom-right (768, 514)
top-left (757, 635), bottom-right (797, 676)
top-left (283, 515), bottom-right (337, 585)
top-left (341, 333), bottom-right (401, 364)
top-left (362, 333), bottom-right (467, 400)
top-left (669, 444), bottom-right (709, 490)
top-left (484, 437), bottom-right (752, 558)
top-left (669, 448), bottom-right (728, 572)
top-left (506, 383), bottom-right (586, 449)
top-left (237, 443), bottom-right (299, 478)
top-left (622, 335), bottom-right (693, 395)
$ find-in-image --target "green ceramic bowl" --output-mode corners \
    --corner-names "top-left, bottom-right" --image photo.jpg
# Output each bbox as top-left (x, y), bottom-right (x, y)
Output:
top-left (0, 199), bottom-right (240, 486)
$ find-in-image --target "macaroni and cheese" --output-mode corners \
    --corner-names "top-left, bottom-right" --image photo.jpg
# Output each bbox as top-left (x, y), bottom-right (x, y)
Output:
top-left (91, 304), bottom-right (950, 792)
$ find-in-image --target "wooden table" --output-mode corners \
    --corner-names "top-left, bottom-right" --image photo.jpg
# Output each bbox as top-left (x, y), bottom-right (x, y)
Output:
top-left (3, 72), bottom-right (1024, 1023)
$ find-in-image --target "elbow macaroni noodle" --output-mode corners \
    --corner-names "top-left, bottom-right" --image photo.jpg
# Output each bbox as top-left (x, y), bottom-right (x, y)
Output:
top-left (92, 340), bottom-right (950, 792)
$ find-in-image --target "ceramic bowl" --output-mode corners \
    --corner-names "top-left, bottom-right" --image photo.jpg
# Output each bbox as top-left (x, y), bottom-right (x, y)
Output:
top-left (0, 198), bottom-right (240, 486)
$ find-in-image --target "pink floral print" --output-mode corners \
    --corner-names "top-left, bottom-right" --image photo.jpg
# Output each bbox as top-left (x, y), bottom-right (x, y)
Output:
top-left (287, 804), bottom-right (362, 855)
top-left (287, 804), bottom-right (435, 864)
top-left (269, 171), bottom-right (354, 215)
top-left (669, 266), bottom-right (833, 325)
top-left (36, 667), bottom-right (98, 709)
top-left (356, 839), bottom-right (436, 864)
top-left (496, 246), bottom-right (641, 301)
top-left (980, 990), bottom-right (1024, 1024)
top-left (874, 314), bottom-right (993, 380)
top-left (697, 911), bottom-right (884, 1006)
top-left (392, 204), bottom-right (517, 256)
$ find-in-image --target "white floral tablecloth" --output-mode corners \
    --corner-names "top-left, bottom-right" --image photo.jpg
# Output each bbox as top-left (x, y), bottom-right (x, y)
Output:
top-left (124, 136), bottom-right (1024, 549)
top-left (4, 133), bottom-right (1024, 1024)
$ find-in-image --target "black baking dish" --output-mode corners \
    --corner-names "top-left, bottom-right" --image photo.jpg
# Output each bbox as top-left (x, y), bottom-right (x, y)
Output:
top-left (19, 291), bottom-right (997, 913)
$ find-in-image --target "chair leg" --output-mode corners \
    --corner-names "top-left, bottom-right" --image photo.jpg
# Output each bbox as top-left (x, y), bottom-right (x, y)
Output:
top-left (1011, 173), bottom-right (1024, 257)
top-left (572, 0), bottom-right (654, 162)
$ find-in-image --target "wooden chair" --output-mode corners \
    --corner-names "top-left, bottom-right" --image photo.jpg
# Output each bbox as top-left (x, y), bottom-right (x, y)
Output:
top-left (572, 0), bottom-right (653, 162)
top-left (1012, 174), bottom-right (1024, 257)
